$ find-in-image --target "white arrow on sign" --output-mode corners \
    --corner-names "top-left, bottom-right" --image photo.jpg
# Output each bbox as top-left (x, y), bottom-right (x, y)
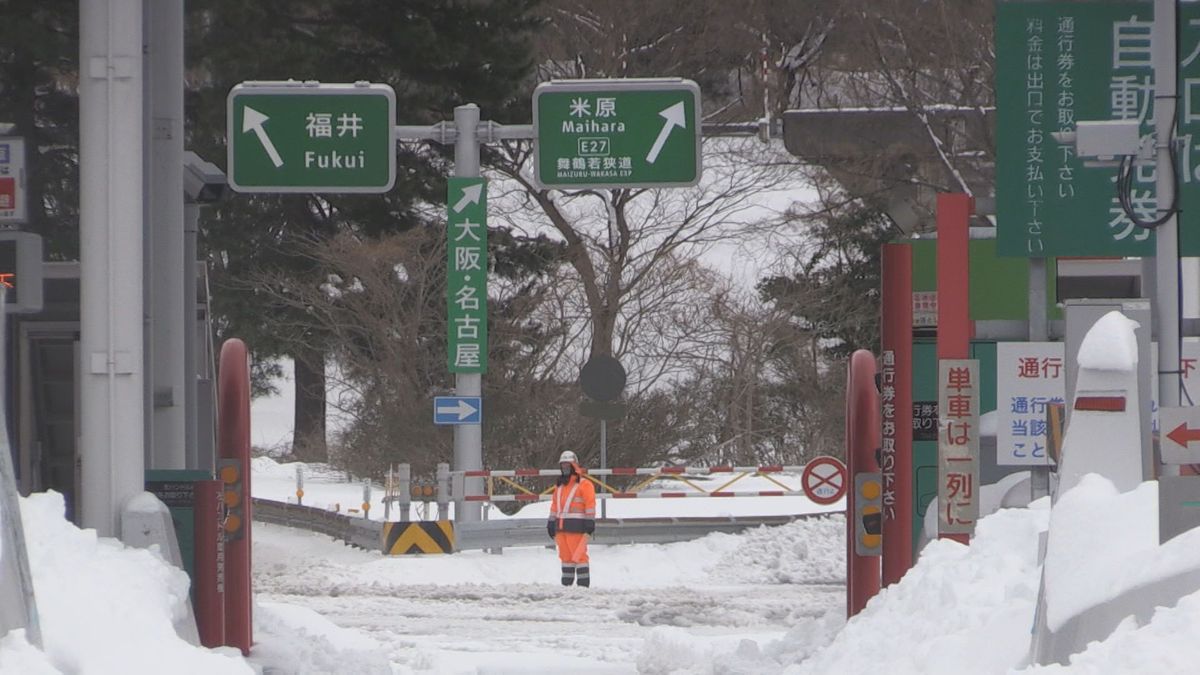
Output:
top-left (436, 399), bottom-right (478, 421)
top-left (243, 106), bottom-right (284, 168)
top-left (452, 183), bottom-right (483, 213)
top-left (645, 101), bottom-right (687, 165)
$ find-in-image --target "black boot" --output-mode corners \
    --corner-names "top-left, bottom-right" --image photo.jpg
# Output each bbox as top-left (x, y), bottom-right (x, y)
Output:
top-left (576, 565), bottom-right (590, 588)
top-left (561, 564), bottom-right (575, 586)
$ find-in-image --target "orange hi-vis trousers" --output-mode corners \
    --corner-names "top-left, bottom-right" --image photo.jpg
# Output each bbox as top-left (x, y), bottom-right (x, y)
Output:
top-left (555, 531), bottom-right (589, 564)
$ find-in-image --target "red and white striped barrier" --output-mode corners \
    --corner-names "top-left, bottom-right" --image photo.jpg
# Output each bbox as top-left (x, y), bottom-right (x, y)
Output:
top-left (464, 490), bottom-right (807, 502)
top-left (460, 465), bottom-right (803, 478)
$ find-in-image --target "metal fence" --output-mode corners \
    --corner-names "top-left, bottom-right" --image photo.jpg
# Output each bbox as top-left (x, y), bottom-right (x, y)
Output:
top-left (252, 496), bottom-right (838, 552)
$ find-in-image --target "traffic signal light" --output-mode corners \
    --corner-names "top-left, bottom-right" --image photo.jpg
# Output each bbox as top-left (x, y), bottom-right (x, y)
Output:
top-left (855, 472), bottom-right (882, 556)
top-left (219, 459), bottom-right (245, 541)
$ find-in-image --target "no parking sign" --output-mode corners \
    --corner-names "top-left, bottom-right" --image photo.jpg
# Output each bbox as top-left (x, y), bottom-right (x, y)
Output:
top-left (801, 456), bottom-right (848, 505)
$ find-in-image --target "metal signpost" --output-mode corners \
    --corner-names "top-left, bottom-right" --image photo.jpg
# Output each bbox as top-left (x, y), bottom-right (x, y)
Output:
top-left (533, 79), bottom-right (702, 189)
top-left (227, 82), bottom-right (396, 193)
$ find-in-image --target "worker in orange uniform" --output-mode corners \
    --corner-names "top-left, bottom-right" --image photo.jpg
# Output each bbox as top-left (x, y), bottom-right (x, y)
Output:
top-left (547, 450), bottom-right (596, 587)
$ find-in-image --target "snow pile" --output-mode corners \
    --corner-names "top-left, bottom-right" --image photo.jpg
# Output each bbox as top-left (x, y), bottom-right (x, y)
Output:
top-left (786, 502), bottom-right (1049, 674)
top-left (1042, 475), bottom-right (1159, 629)
top-left (706, 516), bottom-right (844, 585)
top-left (1024, 593), bottom-right (1200, 674)
top-left (1076, 311), bottom-right (1138, 371)
top-left (249, 602), bottom-right (391, 675)
top-left (2, 492), bottom-right (250, 674)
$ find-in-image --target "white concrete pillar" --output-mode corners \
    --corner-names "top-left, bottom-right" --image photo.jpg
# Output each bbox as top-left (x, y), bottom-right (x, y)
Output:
top-left (80, 0), bottom-right (145, 536)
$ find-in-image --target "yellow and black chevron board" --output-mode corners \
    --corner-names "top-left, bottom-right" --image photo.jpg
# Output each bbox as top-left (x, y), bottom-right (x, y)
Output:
top-left (382, 520), bottom-right (455, 555)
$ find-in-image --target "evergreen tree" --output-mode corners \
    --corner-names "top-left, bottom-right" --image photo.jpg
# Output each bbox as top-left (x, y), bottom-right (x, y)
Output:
top-left (0, 0), bottom-right (79, 257)
top-left (186, 0), bottom-right (542, 460)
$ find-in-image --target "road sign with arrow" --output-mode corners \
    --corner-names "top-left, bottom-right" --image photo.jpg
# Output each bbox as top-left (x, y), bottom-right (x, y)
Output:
top-left (446, 177), bottom-right (487, 374)
top-left (433, 396), bottom-right (482, 425)
top-left (1161, 406), bottom-right (1200, 464)
top-left (227, 81), bottom-right (395, 193)
top-left (533, 79), bottom-right (701, 189)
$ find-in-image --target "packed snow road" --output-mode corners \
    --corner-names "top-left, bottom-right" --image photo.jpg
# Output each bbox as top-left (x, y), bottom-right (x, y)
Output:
top-left (253, 517), bottom-right (846, 673)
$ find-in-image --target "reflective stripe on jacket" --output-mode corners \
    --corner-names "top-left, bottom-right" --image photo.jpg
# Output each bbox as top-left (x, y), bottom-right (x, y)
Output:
top-left (549, 469), bottom-right (596, 534)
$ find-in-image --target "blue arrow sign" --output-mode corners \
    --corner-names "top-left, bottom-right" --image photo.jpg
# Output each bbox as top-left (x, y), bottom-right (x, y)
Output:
top-left (433, 396), bottom-right (482, 425)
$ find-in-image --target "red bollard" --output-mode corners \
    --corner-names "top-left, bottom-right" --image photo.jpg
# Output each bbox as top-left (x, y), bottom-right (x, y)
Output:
top-left (846, 349), bottom-right (881, 617)
top-left (194, 479), bottom-right (225, 648)
top-left (881, 244), bottom-right (914, 586)
top-left (218, 339), bottom-right (253, 655)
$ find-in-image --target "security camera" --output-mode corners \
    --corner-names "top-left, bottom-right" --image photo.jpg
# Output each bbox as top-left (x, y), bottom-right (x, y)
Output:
top-left (184, 150), bottom-right (228, 204)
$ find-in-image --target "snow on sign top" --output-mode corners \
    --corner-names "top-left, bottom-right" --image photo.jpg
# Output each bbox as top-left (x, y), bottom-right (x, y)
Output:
top-left (1077, 310), bottom-right (1140, 372)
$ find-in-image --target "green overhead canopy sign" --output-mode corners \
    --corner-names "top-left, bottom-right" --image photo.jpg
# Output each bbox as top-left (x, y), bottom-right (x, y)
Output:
top-left (227, 82), bottom-right (395, 193)
top-left (533, 79), bottom-right (702, 189)
top-left (996, 1), bottom-right (1200, 256)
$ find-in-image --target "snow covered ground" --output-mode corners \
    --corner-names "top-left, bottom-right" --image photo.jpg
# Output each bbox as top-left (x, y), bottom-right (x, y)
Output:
top-left (10, 467), bottom-right (1200, 673)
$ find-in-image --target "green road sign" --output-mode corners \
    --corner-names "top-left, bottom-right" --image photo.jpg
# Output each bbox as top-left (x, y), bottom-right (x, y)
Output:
top-left (996, 1), bottom-right (1200, 256)
top-left (533, 79), bottom-right (701, 189)
top-left (447, 177), bottom-right (488, 374)
top-left (227, 82), bottom-right (395, 193)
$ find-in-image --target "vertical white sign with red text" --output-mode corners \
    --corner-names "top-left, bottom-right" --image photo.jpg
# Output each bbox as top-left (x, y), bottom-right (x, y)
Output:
top-left (938, 359), bottom-right (979, 536)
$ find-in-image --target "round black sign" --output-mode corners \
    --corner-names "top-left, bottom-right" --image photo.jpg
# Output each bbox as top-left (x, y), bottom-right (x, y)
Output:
top-left (579, 354), bottom-right (626, 402)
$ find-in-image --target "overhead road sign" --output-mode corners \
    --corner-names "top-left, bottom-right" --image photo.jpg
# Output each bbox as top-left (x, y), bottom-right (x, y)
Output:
top-left (227, 81), bottom-right (395, 193)
top-left (533, 78), bottom-right (701, 189)
top-left (995, 1), bottom-right (1200, 256)
top-left (434, 396), bottom-right (481, 425)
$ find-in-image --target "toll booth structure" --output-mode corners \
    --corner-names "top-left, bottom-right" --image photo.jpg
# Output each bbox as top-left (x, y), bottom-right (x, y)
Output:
top-left (891, 237), bottom-right (1145, 559)
top-left (8, 261), bottom-right (218, 524)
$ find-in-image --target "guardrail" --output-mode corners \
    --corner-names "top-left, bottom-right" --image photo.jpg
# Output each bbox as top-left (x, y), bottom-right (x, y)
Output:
top-left (252, 496), bottom-right (839, 552)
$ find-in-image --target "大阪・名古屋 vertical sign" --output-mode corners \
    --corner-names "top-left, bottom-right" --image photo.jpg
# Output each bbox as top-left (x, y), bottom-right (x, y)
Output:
top-left (996, 1), bottom-right (1200, 256)
top-left (227, 82), bottom-right (395, 193)
top-left (533, 79), bottom-right (701, 189)
top-left (447, 177), bottom-right (487, 374)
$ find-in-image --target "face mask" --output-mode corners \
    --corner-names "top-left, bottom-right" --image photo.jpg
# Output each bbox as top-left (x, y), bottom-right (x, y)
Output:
top-left (561, 464), bottom-right (572, 475)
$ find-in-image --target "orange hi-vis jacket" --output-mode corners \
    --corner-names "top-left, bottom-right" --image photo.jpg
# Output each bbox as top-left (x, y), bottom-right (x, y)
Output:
top-left (549, 468), bottom-right (596, 535)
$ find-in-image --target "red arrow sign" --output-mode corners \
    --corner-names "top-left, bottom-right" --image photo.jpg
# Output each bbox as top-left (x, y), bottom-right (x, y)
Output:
top-left (1168, 423), bottom-right (1200, 448)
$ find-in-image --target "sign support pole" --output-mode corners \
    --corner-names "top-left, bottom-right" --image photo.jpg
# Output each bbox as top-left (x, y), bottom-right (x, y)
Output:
top-left (600, 419), bottom-right (607, 520)
top-left (452, 104), bottom-right (484, 524)
top-left (1154, 0), bottom-right (1182, 478)
top-left (1029, 257), bottom-right (1052, 500)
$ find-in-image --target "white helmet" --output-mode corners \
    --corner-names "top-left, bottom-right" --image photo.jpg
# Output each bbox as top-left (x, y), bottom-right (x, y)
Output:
top-left (558, 450), bottom-right (578, 464)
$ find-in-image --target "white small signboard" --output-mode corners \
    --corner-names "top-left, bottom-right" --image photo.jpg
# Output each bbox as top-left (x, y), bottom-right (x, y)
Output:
top-left (996, 342), bottom-right (1066, 466)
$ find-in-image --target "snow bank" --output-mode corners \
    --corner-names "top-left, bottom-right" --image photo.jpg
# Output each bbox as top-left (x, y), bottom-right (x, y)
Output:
top-left (249, 602), bottom-right (391, 674)
top-left (1, 492), bottom-right (249, 675)
top-left (1076, 311), bottom-right (1138, 372)
top-left (1042, 474), bottom-right (1200, 632)
top-left (707, 516), bottom-right (844, 585)
top-left (1022, 591), bottom-right (1200, 674)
